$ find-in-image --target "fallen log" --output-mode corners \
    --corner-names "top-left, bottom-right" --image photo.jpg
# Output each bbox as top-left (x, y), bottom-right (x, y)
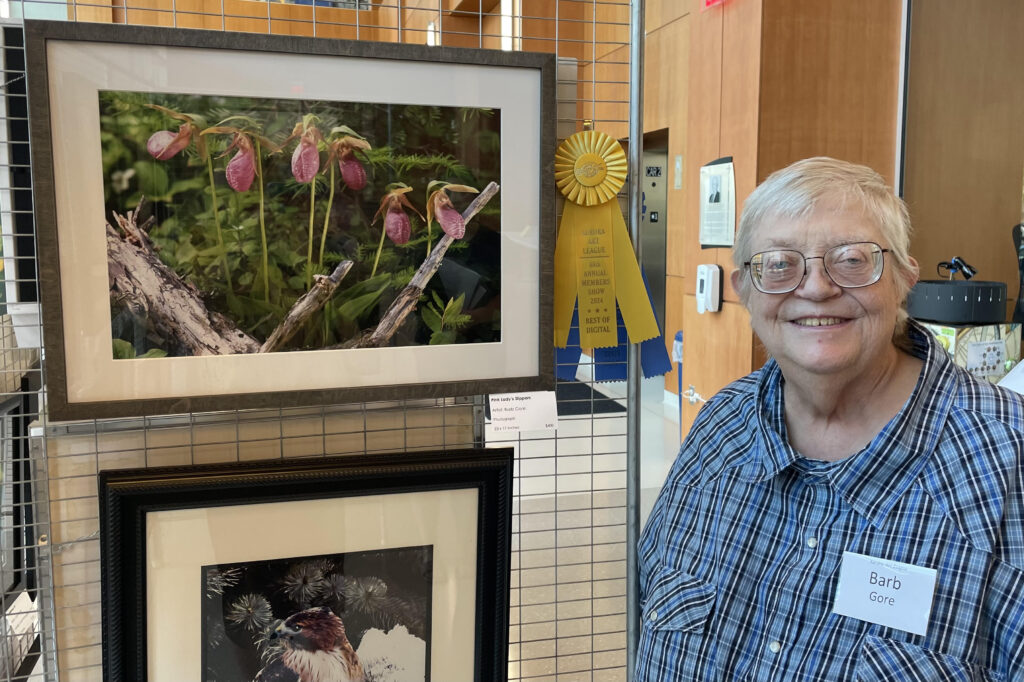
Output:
top-left (107, 212), bottom-right (261, 356)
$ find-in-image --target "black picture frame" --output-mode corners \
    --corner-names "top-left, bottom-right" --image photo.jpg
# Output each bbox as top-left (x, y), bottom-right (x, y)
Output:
top-left (99, 447), bottom-right (513, 681)
top-left (1, 375), bottom-right (38, 599)
top-left (25, 19), bottom-right (555, 421)
top-left (0, 375), bottom-right (41, 680)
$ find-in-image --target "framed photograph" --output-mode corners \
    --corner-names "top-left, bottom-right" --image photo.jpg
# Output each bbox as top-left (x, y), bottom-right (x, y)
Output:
top-left (98, 447), bottom-right (513, 681)
top-left (25, 20), bottom-right (555, 421)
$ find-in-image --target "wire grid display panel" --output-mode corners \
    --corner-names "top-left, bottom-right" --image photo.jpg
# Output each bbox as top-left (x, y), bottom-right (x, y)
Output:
top-left (0, 18), bottom-right (46, 682)
top-left (41, 400), bottom-right (479, 680)
top-left (492, 409), bottom-right (628, 682)
top-left (12, 0), bottom-right (634, 680)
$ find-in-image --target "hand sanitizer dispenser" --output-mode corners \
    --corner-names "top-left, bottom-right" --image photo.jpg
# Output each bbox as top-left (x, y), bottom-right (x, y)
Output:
top-left (696, 264), bottom-right (722, 314)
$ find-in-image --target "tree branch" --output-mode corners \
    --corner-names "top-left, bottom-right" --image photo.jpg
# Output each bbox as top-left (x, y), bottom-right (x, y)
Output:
top-left (259, 260), bottom-right (354, 353)
top-left (348, 181), bottom-right (500, 348)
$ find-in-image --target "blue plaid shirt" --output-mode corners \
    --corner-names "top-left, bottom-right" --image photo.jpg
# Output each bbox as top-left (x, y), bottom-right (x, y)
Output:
top-left (637, 322), bottom-right (1024, 681)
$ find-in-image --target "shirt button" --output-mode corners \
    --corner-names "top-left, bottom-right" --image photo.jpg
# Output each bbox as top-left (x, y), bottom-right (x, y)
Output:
top-left (768, 641), bottom-right (782, 653)
top-left (649, 610), bottom-right (658, 622)
top-left (806, 537), bottom-right (818, 548)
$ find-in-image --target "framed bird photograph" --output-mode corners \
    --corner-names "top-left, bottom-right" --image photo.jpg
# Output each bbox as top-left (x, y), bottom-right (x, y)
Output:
top-left (25, 19), bottom-right (555, 421)
top-left (98, 448), bottom-right (513, 681)
top-left (202, 545), bottom-right (434, 681)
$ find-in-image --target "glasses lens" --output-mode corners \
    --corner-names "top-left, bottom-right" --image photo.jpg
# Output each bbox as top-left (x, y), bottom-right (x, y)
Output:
top-left (750, 250), bottom-right (803, 293)
top-left (824, 242), bottom-right (883, 287)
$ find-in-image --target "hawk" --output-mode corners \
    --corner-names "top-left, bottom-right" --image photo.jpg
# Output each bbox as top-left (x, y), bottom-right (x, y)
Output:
top-left (254, 607), bottom-right (364, 682)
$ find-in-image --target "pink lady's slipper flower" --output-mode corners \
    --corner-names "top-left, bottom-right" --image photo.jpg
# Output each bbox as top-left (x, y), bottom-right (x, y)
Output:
top-left (147, 122), bottom-right (192, 160)
top-left (373, 184), bottom-right (423, 246)
top-left (287, 117), bottom-right (323, 184)
top-left (291, 130), bottom-right (321, 183)
top-left (325, 126), bottom-right (371, 192)
top-left (384, 206), bottom-right (411, 245)
top-left (426, 183), bottom-right (479, 241)
top-left (339, 149), bottom-right (367, 191)
top-left (225, 135), bottom-right (256, 192)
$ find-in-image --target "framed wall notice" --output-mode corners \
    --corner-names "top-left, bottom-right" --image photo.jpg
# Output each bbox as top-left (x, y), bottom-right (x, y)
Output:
top-left (698, 156), bottom-right (736, 248)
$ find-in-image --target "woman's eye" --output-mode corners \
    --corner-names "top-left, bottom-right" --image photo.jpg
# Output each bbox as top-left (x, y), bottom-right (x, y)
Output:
top-left (766, 260), bottom-right (792, 272)
top-left (830, 244), bottom-right (873, 266)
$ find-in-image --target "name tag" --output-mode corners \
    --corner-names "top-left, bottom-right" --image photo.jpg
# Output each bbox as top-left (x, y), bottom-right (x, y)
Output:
top-left (832, 551), bottom-right (937, 636)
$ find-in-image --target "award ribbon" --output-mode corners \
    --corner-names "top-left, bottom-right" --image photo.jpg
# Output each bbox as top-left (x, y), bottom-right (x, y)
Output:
top-left (554, 130), bottom-right (660, 348)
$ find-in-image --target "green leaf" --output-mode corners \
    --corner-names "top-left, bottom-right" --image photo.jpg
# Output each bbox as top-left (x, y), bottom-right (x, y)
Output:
top-left (337, 289), bottom-right (387, 322)
top-left (138, 348), bottom-right (168, 359)
top-left (443, 292), bottom-right (466, 321)
top-left (112, 339), bottom-right (135, 359)
top-left (338, 273), bottom-right (391, 301)
top-left (133, 160), bottom-right (170, 197)
top-left (168, 176), bottom-right (207, 196)
top-left (175, 242), bottom-right (199, 265)
top-left (430, 329), bottom-right (456, 345)
top-left (198, 245), bottom-right (228, 258)
top-left (421, 304), bottom-right (443, 333)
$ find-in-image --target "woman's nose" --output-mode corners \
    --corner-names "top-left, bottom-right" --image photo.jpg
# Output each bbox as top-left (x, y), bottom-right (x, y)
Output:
top-left (795, 258), bottom-right (841, 298)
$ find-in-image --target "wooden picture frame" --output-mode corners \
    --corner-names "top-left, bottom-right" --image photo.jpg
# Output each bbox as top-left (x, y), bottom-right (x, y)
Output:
top-left (98, 447), bottom-right (513, 681)
top-left (25, 20), bottom-right (555, 421)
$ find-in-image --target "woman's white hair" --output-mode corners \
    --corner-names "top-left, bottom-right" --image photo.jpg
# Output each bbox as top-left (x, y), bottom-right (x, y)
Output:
top-left (731, 157), bottom-right (917, 339)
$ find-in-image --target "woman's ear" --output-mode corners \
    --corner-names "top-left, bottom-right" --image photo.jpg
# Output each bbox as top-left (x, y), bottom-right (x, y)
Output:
top-left (905, 255), bottom-right (920, 288)
top-left (730, 268), bottom-right (745, 298)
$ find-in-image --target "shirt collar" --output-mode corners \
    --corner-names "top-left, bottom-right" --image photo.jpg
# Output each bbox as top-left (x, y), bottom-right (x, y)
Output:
top-left (737, 321), bottom-right (956, 529)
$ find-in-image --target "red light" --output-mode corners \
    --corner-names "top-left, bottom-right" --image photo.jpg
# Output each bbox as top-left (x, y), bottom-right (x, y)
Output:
top-left (704, 0), bottom-right (725, 8)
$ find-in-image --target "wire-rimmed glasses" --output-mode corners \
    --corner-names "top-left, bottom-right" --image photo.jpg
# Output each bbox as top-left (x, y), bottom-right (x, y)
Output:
top-left (744, 242), bottom-right (890, 294)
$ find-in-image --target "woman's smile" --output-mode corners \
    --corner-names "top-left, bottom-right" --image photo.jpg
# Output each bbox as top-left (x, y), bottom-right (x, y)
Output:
top-left (791, 316), bottom-right (848, 327)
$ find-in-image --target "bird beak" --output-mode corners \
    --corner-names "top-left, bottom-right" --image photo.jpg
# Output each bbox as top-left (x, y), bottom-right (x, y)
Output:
top-left (269, 619), bottom-right (285, 640)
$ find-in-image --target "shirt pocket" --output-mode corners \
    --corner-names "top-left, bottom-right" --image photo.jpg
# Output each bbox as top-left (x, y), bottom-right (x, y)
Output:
top-left (641, 565), bottom-right (716, 633)
top-left (856, 635), bottom-right (1005, 682)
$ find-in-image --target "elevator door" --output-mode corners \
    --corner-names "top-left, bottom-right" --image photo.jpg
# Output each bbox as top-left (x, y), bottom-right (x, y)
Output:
top-left (641, 150), bottom-right (668, 327)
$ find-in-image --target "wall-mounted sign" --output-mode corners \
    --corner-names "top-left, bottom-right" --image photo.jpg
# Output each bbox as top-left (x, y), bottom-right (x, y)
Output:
top-left (699, 156), bottom-right (736, 248)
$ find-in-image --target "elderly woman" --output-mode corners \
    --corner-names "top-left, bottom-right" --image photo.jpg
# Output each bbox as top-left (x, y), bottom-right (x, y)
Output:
top-left (636, 157), bottom-right (1024, 680)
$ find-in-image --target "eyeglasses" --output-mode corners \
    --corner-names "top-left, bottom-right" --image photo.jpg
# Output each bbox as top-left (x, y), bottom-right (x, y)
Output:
top-left (744, 241), bottom-right (890, 294)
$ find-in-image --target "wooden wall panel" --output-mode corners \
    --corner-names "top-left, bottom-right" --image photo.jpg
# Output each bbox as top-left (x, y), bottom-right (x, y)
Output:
top-left (578, 51), bottom-right (630, 141)
top-left (663, 0), bottom-right (762, 415)
top-left (904, 1), bottom-right (1024, 306)
top-left (643, 19), bottom-right (683, 139)
top-left (116, 0), bottom-right (368, 36)
top-left (758, 0), bottom-right (902, 186)
top-left (445, 0), bottom-right (500, 14)
top-left (441, 13), bottom-right (502, 48)
top-left (646, 0), bottom-right (686, 32)
top-left (519, 0), bottom-right (589, 57)
top-left (680, 0), bottom-right (723, 290)
top-left (716, 0), bottom-right (764, 295)
top-left (594, 0), bottom-right (630, 61)
top-left (70, 0), bottom-right (113, 22)
top-left (679, 298), bottom-right (753, 434)
top-left (645, 16), bottom-right (689, 281)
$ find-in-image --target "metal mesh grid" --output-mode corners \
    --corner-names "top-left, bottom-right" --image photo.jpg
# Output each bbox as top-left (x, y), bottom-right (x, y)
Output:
top-left (0, 1), bottom-right (636, 679)
top-left (1, 18), bottom-right (45, 680)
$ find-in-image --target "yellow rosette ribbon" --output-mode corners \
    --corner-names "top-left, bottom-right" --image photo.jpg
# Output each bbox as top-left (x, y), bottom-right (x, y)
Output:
top-left (554, 130), bottom-right (660, 348)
